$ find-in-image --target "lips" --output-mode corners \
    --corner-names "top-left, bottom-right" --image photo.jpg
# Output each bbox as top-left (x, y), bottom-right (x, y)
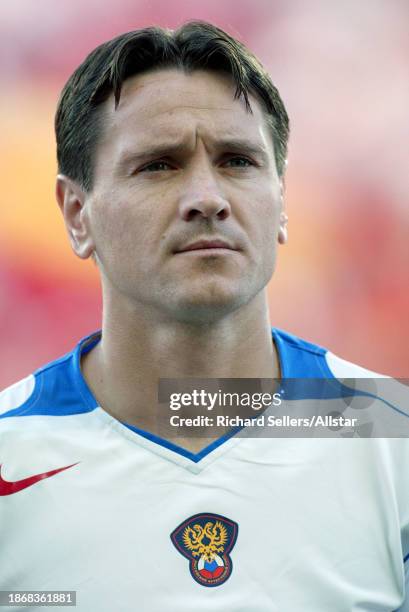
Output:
top-left (175, 239), bottom-right (235, 253)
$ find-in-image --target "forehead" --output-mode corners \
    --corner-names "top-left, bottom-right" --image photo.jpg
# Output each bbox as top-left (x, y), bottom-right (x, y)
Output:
top-left (98, 68), bottom-right (272, 153)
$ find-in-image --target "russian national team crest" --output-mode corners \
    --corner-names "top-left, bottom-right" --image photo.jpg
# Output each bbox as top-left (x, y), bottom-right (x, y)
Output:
top-left (170, 513), bottom-right (238, 587)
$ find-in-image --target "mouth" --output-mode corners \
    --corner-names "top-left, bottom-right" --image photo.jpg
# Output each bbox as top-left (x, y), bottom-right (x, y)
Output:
top-left (174, 239), bottom-right (237, 254)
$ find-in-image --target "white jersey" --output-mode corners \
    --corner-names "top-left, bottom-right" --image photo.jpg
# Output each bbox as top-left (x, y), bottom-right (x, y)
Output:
top-left (1, 329), bottom-right (408, 611)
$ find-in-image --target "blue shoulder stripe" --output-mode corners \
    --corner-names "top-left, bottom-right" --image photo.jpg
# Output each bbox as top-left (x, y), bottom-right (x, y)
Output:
top-left (0, 332), bottom-right (100, 419)
top-left (272, 328), bottom-right (333, 378)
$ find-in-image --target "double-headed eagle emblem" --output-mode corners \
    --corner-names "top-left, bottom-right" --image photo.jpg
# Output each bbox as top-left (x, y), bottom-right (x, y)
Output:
top-left (171, 513), bottom-right (238, 586)
top-left (183, 520), bottom-right (228, 562)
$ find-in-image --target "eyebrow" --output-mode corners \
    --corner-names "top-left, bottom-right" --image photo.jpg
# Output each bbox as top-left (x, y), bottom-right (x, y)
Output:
top-left (117, 138), bottom-right (270, 169)
top-left (215, 138), bottom-right (270, 161)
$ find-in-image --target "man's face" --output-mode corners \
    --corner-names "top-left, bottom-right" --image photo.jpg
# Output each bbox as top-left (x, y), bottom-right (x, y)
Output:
top-left (81, 68), bottom-right (286, 323)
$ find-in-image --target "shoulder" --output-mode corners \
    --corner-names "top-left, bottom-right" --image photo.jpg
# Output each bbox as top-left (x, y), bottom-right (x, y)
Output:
top-left (0, 334), bottom-right (100, 422)
top-left (0, 353), bottom-right (77, 421)
top-left (272, 327), bottom-right (386, 378)
top-left (275, 329), bottom-right (409, 444)
top-left (324, 350), bottom-right (384, 379)
top-left (0, 374), bottom-right (36, 417)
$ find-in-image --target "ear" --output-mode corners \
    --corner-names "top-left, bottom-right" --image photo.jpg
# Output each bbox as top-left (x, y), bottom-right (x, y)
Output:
top-left (277, 174), bottom-right (288, 245)
top-left (56, 175), bottom-right (95, 259)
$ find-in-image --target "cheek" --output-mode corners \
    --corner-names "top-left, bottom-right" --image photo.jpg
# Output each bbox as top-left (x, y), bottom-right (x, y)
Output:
top-left (88, 194), bottom-right (141, 266)
top-left (89, 190), bottom-right (169, 276)
top-left (251, 196), bottom-right (282, 277)
top-left (250, 192), bottom-right (281, 247)
top-left (91, 189), bottom-right (136, 239)
top-left (96, 212), bottom-right (132, 258)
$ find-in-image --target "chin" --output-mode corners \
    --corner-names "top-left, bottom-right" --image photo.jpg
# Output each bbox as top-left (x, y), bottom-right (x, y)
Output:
top-left (168, 284), bottom-right (256, 325)
top-left (171, 303), bottom-right (241, 325)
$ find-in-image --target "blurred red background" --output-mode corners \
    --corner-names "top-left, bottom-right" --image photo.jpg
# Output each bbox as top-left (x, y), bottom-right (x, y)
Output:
top-left (0, 0), bottom-right (408, 387)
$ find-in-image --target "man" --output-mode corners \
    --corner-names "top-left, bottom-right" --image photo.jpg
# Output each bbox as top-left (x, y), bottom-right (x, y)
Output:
top-left (0, 21), bottom-right (408, 611)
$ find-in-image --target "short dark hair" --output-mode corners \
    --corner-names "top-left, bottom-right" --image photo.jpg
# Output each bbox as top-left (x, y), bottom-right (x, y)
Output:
top-left (55, 21), bottom-right (289, 191)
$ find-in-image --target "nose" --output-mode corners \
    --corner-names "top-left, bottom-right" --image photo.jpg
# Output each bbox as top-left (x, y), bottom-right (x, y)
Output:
top-left (178, 166), bottom-right (231, 222)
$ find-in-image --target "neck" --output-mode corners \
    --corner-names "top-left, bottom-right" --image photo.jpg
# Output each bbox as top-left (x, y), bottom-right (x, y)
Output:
top-left (82, 290), bottom-right (280, 430)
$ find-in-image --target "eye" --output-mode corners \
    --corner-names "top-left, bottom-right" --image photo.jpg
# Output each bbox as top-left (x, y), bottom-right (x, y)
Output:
top-left (140, 160), bottom-right (174, 173)
top-left (223, 156), bottom-right (254, 168)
